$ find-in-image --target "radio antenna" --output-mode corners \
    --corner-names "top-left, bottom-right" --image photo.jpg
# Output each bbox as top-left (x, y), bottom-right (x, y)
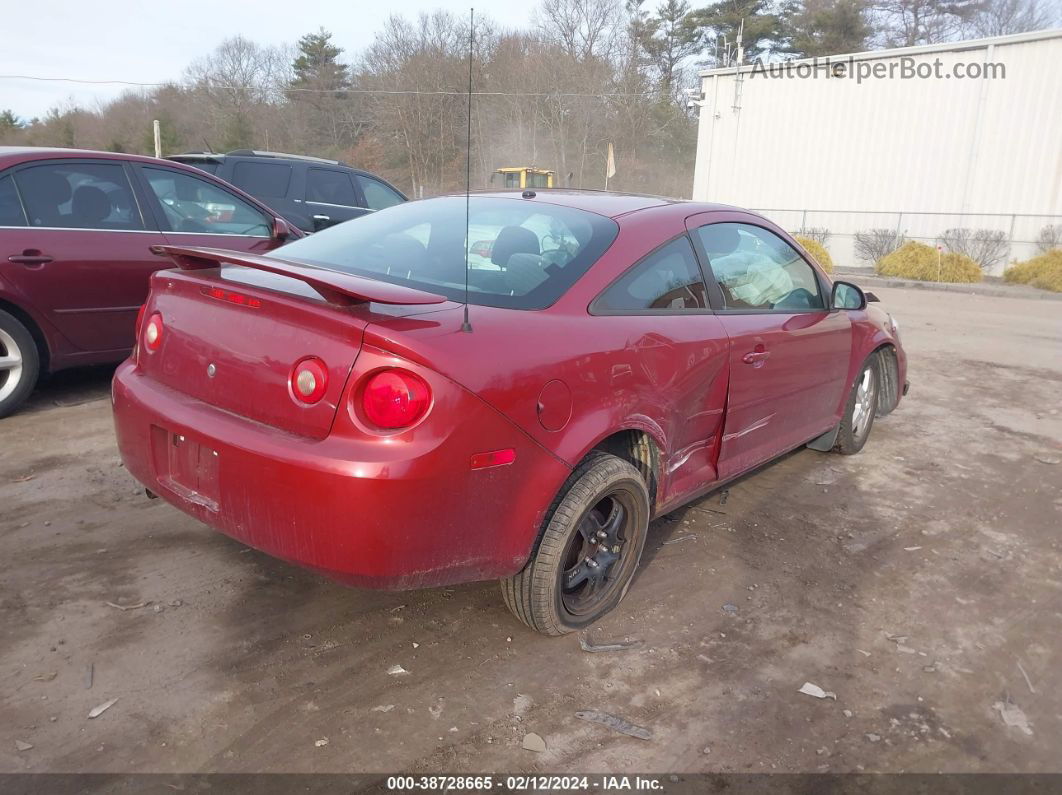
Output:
top-left (461, 7), bottom-right (474, 334)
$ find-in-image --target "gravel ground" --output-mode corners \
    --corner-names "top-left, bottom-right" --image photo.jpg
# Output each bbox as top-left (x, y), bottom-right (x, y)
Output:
top-left (1, 286), bottom-right (1060, 774)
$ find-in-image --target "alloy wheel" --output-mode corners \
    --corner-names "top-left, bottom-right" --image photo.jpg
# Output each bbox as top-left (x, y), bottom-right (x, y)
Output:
top-left (850, 366), bottom-right (877, 441)
top-left (0, 327), bottom-right (24, 404)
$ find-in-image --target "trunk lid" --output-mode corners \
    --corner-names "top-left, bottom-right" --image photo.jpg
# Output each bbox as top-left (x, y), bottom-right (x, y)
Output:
top-left (140, 251), bottom-right (447, 440)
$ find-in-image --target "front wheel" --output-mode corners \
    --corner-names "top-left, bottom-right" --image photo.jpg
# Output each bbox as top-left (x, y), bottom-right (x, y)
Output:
top-left (501, 452), bottom-right (650, 636)
top-left (833, 357), bottom-right (879, 455)
top-left (0, 309), bottom-right (40, 420)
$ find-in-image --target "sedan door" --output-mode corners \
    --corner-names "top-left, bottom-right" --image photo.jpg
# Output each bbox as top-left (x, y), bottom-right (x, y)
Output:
top-left (132, 164), bottom-right (285, 254)
top-left (0, 159), bottom-right (167, 357)
top-left (688, 217), bottom-right (852, 479)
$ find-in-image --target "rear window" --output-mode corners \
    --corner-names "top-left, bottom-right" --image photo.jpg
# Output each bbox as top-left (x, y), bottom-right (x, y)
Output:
top-left (273, 197), bottom-right (618, 309)
top-left (231, 161), bottom-right (291, 199)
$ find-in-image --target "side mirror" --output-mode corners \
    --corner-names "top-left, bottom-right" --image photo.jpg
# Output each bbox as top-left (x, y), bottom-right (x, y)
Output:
top-left (272, 217), bottom-right (292, 241)
top-left (831, 280), bottom-right (866, 310)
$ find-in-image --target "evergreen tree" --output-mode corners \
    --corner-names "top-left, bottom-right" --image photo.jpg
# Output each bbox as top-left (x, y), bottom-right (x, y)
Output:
top-left (684, 0), bottom-right (786, 65)
top-left (783, 0), bottom-right (872, 56)
top-left (290, 28), bottom-right (351, 94)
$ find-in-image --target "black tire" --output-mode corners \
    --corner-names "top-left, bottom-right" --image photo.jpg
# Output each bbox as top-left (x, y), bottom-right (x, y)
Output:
top-left (0, 309), bottom-right (40, 420)
top-left (833, 356), bottom-right (879, 455)
top-left (501, 452), bottom-right (650, 636)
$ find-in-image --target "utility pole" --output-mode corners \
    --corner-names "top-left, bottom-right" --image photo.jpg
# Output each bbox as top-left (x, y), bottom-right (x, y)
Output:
top-left (152, 120), bottom-right (161, 159)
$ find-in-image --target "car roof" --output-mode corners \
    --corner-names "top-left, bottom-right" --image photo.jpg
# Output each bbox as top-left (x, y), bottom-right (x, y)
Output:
top-left (463, 189), bottom-right (740, 220)
top-left (0, 146), bottom-right (188, 167)
top-left (167, 150), bottom-right (392, 178)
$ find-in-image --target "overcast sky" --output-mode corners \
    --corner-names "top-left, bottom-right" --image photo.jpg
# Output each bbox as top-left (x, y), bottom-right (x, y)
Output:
top-left (1, 0), bottom-right (534, 120)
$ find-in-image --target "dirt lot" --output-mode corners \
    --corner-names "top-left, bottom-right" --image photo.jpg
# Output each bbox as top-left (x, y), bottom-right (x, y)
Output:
top-left (1, 286), bottom-right (1060, 775)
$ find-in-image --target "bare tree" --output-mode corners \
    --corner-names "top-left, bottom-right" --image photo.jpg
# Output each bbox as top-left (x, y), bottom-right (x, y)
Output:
top-left (969, 0), bottom-right (1056, 36)
top-left (871, 0), bottom-right (981, 45)
top-left (535, 0), bottom-right (625, 59)
top-left (938, 227), bottom-right (1009, 271)
top-left (854, 228), bottom-right (907, 263)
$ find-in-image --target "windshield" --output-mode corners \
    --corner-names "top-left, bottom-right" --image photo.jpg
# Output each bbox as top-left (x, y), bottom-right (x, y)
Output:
top-left (273, 197), bottom-right (619, 309)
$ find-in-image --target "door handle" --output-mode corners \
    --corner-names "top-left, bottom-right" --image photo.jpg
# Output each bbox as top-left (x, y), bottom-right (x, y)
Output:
top-left (8, 253), bottom-right (53, 265)
top-left (742, 350), bottom-right (770, 365)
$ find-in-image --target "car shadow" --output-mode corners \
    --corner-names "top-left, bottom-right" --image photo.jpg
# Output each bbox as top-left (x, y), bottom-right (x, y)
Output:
top-left (17, 364), bottom-right (117, 416)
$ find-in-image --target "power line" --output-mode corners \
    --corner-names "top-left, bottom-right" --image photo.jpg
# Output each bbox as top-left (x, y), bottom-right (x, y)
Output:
top-left (0, 73), bottom-right (656, 99)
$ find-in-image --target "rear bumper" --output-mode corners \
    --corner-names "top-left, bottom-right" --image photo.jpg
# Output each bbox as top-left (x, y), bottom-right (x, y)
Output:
top-left (112, 360), bottom-right (570, 589)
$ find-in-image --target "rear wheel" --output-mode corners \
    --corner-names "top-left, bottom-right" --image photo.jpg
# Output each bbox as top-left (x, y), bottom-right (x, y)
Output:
top-left (501, 452), bottom-right (650, 636)
top-left (0, 309), bottom-right (39, 420)
top-left (833, 357), bottom-right (879, 455)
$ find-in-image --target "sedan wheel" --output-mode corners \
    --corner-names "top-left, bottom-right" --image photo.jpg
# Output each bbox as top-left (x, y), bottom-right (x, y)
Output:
top-left (501, 452), bottom-right (650, 635)
top-left (0, 310), bottom-right (40, 419)
top-left (833, 357), bottom-right (879, 455)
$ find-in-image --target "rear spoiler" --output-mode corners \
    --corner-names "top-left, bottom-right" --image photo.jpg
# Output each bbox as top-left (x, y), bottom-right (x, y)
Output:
top-left (151, 245), bottom-right (447, 307)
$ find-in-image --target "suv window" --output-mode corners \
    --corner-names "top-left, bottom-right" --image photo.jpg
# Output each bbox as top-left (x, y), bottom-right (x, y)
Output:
top-left (356, 175), bottom-right (404, 211)
top-left (594, 236), bottom-right (707, 312)
top-left (695, 222), bottom-right (824, 311)
top-left (306, 168), bottom-right (357, 206)
top-left (231, 161), bottom-right (292, 199)
top-left (14, 162), bottom-right (143, 230)
top-left (142, 166), bottom-right (272, 236)
top-left (0, 175), bottom-right (27, 226)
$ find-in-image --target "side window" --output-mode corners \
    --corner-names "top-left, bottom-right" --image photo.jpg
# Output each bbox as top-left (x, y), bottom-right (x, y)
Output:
top-left (0, 175), bottom-right (27, 226)
top-left (357, 176), bottom-right (404, 211)
top-left (306, 169), bottom-right (357, 206)
top-left (14, 162), bottom-right (144, 230)
top-left (594, 236), bottom-right (707, 312)
top-left (142, 167), bottom-right (272, 236)
top-left (230, 161), bottom-right (292, 199)
top-left (695, 222), bottom-right (824, 311)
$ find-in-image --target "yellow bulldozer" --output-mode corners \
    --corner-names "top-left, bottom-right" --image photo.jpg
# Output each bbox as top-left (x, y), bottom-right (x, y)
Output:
top-left (492, 167), bottom-right (555, 190)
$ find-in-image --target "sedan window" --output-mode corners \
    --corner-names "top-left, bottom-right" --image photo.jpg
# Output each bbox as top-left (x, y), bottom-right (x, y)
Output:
top-left (142, 167), bottom-right (272, 236)
top-left (593, 236), bottom-right (708, 312)
top-left (696, 223), bottom-right (824, 311)
top-left (14, 162), bottom-right (144, 231)
top-left (0, 175), bottom-right (27, 226)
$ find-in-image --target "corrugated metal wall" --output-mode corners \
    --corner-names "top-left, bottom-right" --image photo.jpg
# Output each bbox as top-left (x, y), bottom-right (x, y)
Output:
top-left (691, 31), bottom-right (1062, 272)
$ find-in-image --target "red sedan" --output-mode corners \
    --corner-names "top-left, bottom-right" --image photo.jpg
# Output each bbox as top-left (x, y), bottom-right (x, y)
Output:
top-left (0, 147), bottom-right (298, 418)
top-left (112, 191), bottom-right (907, 635)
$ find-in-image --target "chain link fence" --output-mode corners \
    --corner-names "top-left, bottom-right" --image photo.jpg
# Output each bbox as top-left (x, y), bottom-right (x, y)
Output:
top-left (750, 209), bottom-right (1062, 276)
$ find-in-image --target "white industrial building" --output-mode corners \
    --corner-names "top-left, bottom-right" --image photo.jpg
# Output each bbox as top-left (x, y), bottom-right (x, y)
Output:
top-left (691, 29), bottom-right (1062, 273)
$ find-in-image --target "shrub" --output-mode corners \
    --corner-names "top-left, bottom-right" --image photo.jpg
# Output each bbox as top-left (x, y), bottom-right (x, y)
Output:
top-left (854, 228), bottom-right (906, 264)
top-left (794, 235), bottom-right (834, 273)
top-left (938, 227), bottom-right (1009, 271)
top-left (1036, 224), bottom-right (1062, 254)
top-left (1003, 249), bottom-right (1062, 292)
top-left (795, 227), bottom-right (830, 246)
top-left (876, 241), bottom-right (982, 283)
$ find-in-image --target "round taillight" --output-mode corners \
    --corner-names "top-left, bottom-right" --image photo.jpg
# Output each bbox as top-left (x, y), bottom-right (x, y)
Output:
top-left (362, 369), bottom-right (431, 429)
top-left (143, 313), bottom-right (163, 351)
top-left (291, 357), bottom-right (328, 404)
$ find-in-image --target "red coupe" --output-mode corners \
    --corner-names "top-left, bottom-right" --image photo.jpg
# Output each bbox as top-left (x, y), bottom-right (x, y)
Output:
top-left (112, 191), bottom-right (907, 635)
